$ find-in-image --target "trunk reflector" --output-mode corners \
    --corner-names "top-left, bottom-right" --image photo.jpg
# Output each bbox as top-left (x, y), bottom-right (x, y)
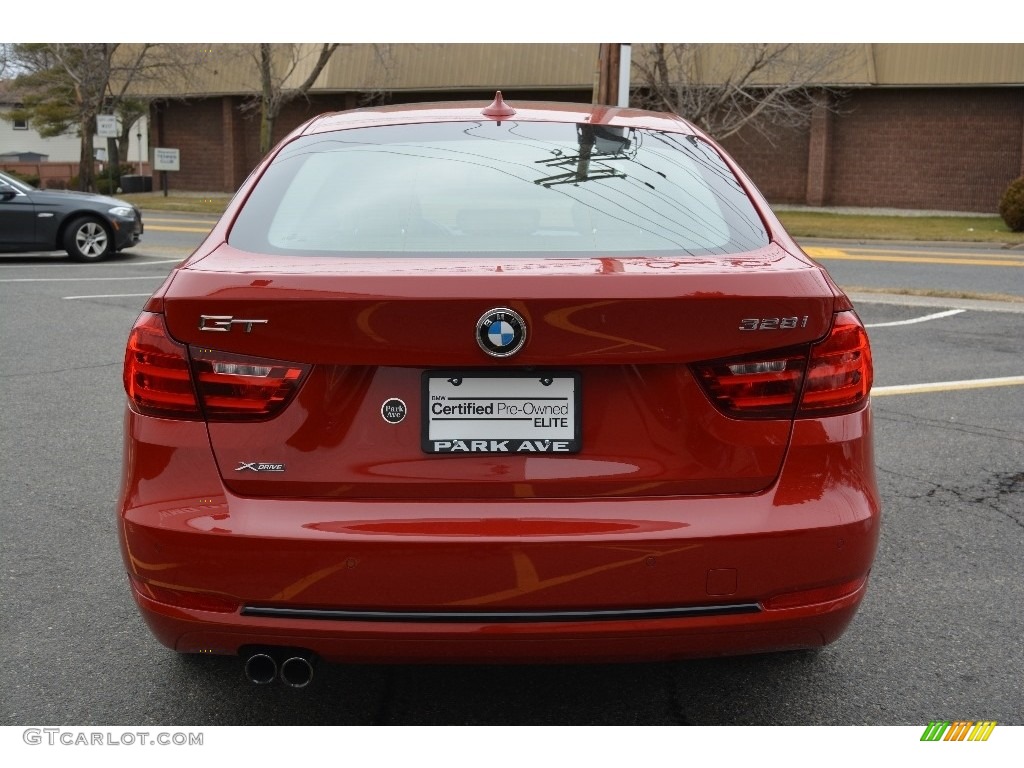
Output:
top-left (191, 348), bottom-right (310, 421)
top-left (693, 350), bottom-right (807, 419)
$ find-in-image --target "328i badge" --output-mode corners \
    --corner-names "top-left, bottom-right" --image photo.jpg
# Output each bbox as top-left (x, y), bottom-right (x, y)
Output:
top-left (118, 95), bottom-right (879, 685)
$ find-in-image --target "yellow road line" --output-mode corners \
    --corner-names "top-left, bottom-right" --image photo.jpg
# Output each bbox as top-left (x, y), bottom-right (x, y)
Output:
top-left (144, 217), bottom-right (218, 225)
top-left (843, 247), bottom-right (1024, 260)
top-left (873, 375), bottom-right (1024, 397)
top-left (804, 247), bottom-right (1024, 268)
top-left (146, 225), bottom-right (212, 233)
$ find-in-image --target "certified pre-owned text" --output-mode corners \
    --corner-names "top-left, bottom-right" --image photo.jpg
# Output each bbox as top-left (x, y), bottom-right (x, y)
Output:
top-left (431, 402), bottom-right (569, 417)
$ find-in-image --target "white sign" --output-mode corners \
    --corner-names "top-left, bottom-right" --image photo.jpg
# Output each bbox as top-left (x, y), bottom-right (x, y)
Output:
top-left (424, 373), bottom-right (580, 453)
top-left (96, 114), bottom-right (119, 138)
top-left (153, 147), bottom-right (180, 172)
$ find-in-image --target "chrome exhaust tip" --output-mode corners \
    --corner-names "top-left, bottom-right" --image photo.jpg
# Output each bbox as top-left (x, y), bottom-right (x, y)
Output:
top-left (279, 655), bottom-right (315, 688)
top-left (243, 652), bottom-right (278, 685)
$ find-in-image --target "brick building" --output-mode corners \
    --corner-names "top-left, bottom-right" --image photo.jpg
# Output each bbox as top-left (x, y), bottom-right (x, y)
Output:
top-left (142, 44), bottom-right (1024, 213)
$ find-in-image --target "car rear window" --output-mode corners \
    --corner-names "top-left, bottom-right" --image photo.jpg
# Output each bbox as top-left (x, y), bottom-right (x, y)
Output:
top-left (229, 120), bottom-right (769, 257)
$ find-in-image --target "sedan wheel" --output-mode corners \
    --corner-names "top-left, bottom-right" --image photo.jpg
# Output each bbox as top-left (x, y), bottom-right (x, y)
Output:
top-left (64, 217), bottom-right (112, 262)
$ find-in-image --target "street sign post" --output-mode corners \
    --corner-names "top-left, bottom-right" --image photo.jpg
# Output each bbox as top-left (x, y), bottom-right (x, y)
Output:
top-left (153, 148), bottom-right (180, 197)
top-left (97, 116), bottom-right (119, 192)
top-left (97, 115), bottom-right (118, 138)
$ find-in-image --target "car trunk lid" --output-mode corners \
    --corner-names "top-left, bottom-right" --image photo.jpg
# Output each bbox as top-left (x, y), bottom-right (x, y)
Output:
top-left (162, 243), bottom-right (836, 499)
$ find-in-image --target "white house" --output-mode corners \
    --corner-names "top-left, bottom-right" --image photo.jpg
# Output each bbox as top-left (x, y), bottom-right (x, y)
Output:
top-left (0, 103), bottom-right (81, 162)
top-left (1, 88), bottom-right (149, 172)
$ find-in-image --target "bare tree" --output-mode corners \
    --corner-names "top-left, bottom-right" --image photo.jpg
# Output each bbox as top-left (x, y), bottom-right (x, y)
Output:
top-left (353, 43), bottom-right (397, 107)
top-left (236, 43), bottom-right (407, 153)
top-left (632, 43), bottom-right (855, 141)
top-left (4, 44), bottom-right (204, 190)
top-left (240, 43), bottom-right (340, 156)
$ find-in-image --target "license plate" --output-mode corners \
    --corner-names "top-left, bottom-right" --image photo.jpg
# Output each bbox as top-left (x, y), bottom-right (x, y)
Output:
top-left (422, 371), bottom-right (581, 454)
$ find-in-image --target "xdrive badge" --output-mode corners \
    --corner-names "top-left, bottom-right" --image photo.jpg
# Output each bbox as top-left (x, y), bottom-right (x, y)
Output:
top-left (476, 308), bottom-right (527, 358)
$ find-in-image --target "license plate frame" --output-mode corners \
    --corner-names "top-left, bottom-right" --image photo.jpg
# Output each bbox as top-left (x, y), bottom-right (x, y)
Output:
top-left (421, 370), bottom-right (581, 454)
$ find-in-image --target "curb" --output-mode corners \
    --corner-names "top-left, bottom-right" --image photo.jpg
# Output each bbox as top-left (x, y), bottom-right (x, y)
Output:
top-left (848, 292), bottom-right (1024, 313)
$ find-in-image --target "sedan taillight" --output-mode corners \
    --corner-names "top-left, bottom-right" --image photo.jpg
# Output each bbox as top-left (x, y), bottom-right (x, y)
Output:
top-left (124, 312), bottom-right (309, 421)
top-left (797, 311), bottom-right (873, 417)
top-left (693, 310), bottom-right (872, 419)
top-left (190, 347), bottom-right (309, 421)
top-left (692, 349), bottom-right (807, 419)
top-left (124, 312), bottom-right (201, 418)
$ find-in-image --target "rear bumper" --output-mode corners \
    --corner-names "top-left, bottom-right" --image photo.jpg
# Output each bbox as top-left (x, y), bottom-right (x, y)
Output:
top-left (131, 582), bottom-right (867, 664)
top-left (118, 405), bottom-right (880, 663)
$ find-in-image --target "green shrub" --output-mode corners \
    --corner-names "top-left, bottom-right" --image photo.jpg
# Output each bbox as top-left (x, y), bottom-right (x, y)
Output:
top-left (95, 163), bottom-right (138, 195)
top-left (66, 165), bottom-right (138, 193)
top-left (999, 176), bottom-right (1024, 232)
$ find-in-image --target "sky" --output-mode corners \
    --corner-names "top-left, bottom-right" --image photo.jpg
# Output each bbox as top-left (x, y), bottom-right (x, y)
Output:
top-left (3, 1), bottom-right (1017, 44)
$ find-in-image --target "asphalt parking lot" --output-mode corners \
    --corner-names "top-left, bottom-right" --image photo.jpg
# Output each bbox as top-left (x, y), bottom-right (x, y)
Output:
top-left (1, 239), bottom-right (1021, 726)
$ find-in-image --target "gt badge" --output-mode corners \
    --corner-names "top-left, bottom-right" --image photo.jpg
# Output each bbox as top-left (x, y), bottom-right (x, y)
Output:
top-left (476, 308), bottom-right (527, 358)
top-left (200, 315), bottom-right (269, 333)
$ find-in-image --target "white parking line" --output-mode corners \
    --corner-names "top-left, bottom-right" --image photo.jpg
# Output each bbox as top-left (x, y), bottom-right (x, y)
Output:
top-left (0, 275), bottom-right (165, 283)
top-left (864, 309), bottom-right (966, 328)
top-left (873, 375), bottom-right (1024, 396)
top-left (0, 258), bottom-right (180, 269)
top-left (63, 293), bottom-right (154, 300)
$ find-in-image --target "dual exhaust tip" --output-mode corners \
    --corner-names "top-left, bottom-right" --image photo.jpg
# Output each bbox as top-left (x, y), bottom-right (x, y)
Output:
top-left (244, 651), bottom-right (315, 688)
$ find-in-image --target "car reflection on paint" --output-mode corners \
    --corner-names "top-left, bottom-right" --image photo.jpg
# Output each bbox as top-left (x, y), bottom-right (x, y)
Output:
top-left (118, 94), bottom-right (879, 686)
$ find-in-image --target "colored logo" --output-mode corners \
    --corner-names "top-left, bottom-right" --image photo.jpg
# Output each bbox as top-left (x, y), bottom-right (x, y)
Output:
top-left (920, 721), bottom-right (997, 742)
top-left (476, 308), bottom-right (527, 358)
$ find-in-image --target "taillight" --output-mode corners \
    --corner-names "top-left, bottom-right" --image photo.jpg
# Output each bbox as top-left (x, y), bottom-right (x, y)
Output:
top-left (124, 312), bottom-right (201, 418)
top-left (124, 312), bottom-right (310, 421)
top-left (190, 347), bottom-right (309, 421)
top-left (693, 310), bottom-right (872, 419)
top-left (692, 349), bottom-right (807, 419)
top-left (798, 311), bottom-right (872, 416)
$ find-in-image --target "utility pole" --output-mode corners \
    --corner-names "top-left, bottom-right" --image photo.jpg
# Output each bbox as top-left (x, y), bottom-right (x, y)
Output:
top-left (593, 44), bottom-right (632, 107)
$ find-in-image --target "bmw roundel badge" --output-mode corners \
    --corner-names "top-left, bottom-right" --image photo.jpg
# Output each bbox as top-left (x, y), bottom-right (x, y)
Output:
top-left (476, 308), bottom-right (527, 358)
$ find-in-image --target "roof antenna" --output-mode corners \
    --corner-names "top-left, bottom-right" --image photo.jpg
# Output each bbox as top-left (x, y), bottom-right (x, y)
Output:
top-left (482, 91), bottom-right (516, 123)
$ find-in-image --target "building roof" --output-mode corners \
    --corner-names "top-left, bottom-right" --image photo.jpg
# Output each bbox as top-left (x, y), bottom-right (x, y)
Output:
top-left (123, 43), bottom-right (1024, 99)
top-left (871, 43), bottom-right (1024, 85)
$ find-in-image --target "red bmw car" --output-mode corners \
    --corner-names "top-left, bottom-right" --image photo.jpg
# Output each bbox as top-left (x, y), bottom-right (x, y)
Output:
top-left (119, 95), bottom-right (879, 687)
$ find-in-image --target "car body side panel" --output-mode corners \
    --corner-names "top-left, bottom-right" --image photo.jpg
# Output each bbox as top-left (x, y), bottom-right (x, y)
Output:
top-left (0, 190), bottom-right (37, 248)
